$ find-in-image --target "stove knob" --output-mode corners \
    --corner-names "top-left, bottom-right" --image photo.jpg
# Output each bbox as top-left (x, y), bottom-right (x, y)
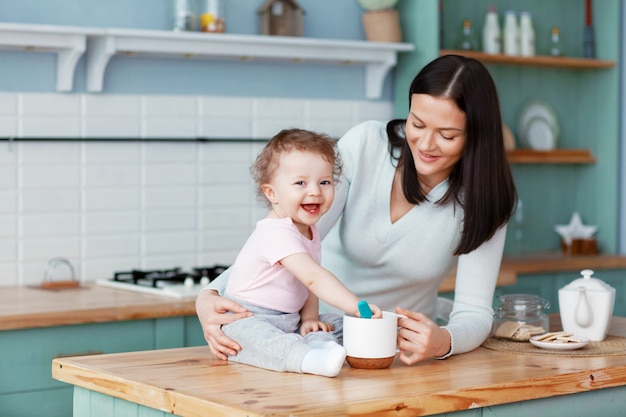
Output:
top-left (199, 276), bottom-right (210, 286)
top-left (184, 277), bottom-right (195, 288)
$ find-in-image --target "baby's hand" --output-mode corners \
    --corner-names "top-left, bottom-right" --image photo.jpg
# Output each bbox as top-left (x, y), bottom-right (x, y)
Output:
top-left (368, 304), bottom-right (383, 319)
top-left (300, 318), bottom-right (335, 336)
top-left (356, 301), bottom-right (383, 319)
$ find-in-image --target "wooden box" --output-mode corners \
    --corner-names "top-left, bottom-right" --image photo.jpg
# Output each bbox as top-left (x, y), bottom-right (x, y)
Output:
top-left (257, 0), bottom-right (304, 37)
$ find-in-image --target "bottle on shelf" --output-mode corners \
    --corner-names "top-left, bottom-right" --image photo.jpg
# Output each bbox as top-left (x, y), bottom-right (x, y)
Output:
top-left (458, 18), bottom-right (477, 51)
top-left (502, 10), bottom-right (519, 56)
top-left (482, 5), bottom-right (501, 54)
top-left (519, 11), bottom-right (535, 57)
top-left (550, 26), bottom-right (562, 57)
top-left (173, 0), bottom-right (197, 32)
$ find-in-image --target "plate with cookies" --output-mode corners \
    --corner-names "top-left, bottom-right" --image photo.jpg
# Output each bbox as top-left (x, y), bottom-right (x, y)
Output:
top-left (529, 331), bottom-right (590, 351)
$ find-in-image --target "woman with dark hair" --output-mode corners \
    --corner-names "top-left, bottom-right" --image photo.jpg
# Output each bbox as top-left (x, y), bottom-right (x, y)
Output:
top-left (196, 54), bottom-right (517, 365)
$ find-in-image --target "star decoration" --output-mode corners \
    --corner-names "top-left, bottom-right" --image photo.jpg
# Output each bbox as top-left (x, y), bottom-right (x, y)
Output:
top-left (554, 212), bottom-right (597, 245)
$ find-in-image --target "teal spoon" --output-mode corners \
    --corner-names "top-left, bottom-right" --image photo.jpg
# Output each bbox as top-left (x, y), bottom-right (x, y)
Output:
top-left (358, 300), bottom-right (373, 318)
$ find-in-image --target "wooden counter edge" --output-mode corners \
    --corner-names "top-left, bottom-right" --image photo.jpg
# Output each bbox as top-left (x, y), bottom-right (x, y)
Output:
top-left (439, 253), bottom-right (626, 292)
top-left (51, 343), bottom-right (626, 417)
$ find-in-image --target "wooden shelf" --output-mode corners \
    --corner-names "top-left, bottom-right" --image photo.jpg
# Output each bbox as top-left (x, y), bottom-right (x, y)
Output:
top-left (506, 149), bottom-right (596, 164)
top-left (440, 49), bottom-right (615, 69)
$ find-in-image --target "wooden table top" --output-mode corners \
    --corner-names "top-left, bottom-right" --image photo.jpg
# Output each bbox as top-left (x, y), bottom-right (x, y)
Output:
top-left (52, 317), bottom-right (626, 417)
top-left (0, 284), bottom-right (196, 331)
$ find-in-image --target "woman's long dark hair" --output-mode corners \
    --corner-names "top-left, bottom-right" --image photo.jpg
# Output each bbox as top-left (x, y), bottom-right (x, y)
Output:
top-left (387, 54), bottom-right (517, 255)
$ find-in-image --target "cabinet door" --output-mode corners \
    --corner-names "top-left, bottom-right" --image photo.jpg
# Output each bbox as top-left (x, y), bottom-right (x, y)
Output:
top-left (0, 320), bottom-right (154, 395)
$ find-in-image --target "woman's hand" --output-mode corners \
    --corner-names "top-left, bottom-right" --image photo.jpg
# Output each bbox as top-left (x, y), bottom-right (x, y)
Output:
top-left (195, 290), bottom-right (252, 360)
top-left (395, 306), bottom-right (451, 365)
top-left (299, 319), bottom-right (335, 336)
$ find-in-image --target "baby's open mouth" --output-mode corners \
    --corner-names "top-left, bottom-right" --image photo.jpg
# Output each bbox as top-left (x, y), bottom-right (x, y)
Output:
top-left (301, 204), bottom-right (320, 214)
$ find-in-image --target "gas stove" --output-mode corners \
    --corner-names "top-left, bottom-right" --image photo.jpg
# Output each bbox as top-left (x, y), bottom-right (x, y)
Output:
top-left (96, 265), bottom-right (228, 299)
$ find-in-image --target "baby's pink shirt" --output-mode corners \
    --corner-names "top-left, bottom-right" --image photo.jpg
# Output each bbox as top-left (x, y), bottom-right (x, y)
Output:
top-left (225, 217), bottom-right (321, 313)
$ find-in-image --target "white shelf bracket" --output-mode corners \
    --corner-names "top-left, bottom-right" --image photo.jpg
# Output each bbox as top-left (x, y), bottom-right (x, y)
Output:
top-left (365, 55), bottom-right (396, 99)
top-left (56, 42), bottom-right (85, 92)
top-left (86, 35), bottom-right (116, 93)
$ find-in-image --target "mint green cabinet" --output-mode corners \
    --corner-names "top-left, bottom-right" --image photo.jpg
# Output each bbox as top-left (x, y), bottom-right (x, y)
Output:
top-left (0, 316), bottom-right (204, 417)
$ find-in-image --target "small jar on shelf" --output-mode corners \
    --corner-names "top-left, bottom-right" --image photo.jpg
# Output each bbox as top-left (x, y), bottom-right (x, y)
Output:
top-left (550, 26), bottom-right (562, 57)
top-left (457, 18), bottom-right (477, 51)
top-left (200, 0), bottom-right (226, 33)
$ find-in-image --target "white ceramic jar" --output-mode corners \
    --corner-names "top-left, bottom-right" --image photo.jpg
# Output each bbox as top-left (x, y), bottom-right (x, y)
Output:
top-left (558, 269), bottom-right (615, 341)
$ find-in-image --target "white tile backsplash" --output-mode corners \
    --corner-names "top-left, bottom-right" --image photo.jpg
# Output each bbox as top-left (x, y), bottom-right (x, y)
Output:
top-left (0, 166), bottom-right (16, 188)
top-left (83, 212), bottom-right (140, 235)
top-left (0, 92), bottom-right (392, 285)
top-left (20, 213), bottom-right (80, 237)
top-left (20, 189), bottom-right (80, 213)
top-left (0, 191), bottom-right (18, 213)
top-left (0, 117), bottom-right (17, 136)
top-left (0, 215), bottom-right (17, 237)
top-left (20, 93), bottom-right (81, 116)
top-left (83, 189), bottom-right (140, 211)
top-left (0, 93), bottom-right (18, 115)
top-left (83, 165), bottom-right (141, 187)
top-left (83, 142), bottom-right (141, 163)
top-left (83, 236), bottom-right (140, 258)
top-left (20, 165), bottom-right (81, 188)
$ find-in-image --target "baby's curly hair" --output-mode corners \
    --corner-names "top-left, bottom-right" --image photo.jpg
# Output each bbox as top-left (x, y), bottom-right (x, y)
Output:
top-left (251, 129), bottom-right (342, 206)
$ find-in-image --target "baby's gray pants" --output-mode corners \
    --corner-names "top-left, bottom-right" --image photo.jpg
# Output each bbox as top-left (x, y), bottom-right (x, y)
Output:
top-left (222, 299), bottom-right (343, 373)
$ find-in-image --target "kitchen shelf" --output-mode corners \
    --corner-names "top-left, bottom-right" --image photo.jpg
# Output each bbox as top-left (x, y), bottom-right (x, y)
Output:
top-left (440, 49), bottom-right (616, 69)
top-left (86, 28), bottom-right (414, 97)
top-left (0, 22), bottom-right (413, 97)
top-left (0, 22), bottom-right (103, 91)
top-left (506, 149), bottom-right (596, 164)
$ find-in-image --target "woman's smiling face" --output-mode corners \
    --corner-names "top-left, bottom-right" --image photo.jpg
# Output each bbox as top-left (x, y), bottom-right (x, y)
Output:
top-left (404, 93), bottom-right (467, 192)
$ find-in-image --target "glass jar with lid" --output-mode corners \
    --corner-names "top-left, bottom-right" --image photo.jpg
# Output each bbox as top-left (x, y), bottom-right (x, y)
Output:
top-left (493, 293), bottom-right (550, 337)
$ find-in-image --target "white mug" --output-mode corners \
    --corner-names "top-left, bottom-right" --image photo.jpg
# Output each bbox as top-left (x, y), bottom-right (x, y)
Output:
top-left (343, 311), bottom-right (401, 369)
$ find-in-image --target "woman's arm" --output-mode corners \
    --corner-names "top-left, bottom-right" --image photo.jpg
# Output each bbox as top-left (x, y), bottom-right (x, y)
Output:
top-left (280, 252), bottom-right (381, 318)
top-left (196, 267), bottom-right (253, 359)
top-left (444, 225), bottom-right (508, 355)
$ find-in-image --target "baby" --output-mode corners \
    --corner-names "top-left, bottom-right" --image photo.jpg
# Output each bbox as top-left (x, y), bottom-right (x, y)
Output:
top-left (221, 128), bottom-right (381, 377)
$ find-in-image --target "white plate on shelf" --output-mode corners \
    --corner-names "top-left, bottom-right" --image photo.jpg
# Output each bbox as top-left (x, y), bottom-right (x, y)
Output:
top-left (518, 100), bottom-right (560, 150)
top-left (529, 335), bottom-right (590, 351)
top-left (524, 116), bottom-right (556, 150)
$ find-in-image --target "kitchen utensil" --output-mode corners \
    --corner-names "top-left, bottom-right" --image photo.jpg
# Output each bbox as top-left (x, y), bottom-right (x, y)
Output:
top-left (40, 257), bottom-right (80, 290)
top-left (358, 300), bottom-right (373, 318)
top-left (558, 269), bottom-right (615, 341)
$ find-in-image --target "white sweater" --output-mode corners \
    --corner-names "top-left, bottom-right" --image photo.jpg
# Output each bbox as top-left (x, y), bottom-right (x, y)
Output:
top-left (209, 120), bottom-right (506, 357)
top-left (316, 121), bottom-right (506, 356)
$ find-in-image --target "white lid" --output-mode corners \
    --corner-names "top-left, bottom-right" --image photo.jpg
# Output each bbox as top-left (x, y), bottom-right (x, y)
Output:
top-left (561, 269), bottom-right (615, 292)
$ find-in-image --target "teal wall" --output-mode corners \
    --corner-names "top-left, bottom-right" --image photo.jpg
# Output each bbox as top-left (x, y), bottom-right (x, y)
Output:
top-left (396, 0), bottom-right (621, 255)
